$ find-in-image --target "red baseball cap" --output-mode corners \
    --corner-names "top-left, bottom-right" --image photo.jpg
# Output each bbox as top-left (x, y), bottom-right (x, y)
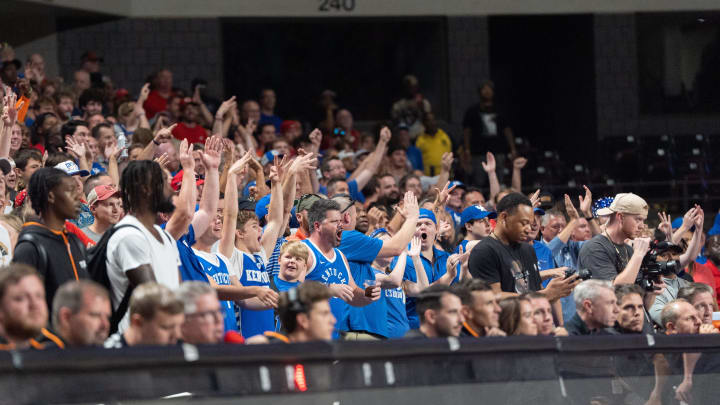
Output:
top-left (87, 185), bottom-right (120, 207)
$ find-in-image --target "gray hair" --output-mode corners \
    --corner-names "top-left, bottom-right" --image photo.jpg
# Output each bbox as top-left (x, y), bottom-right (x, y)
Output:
top-left (52, 280), bottom-right (109, 329)
top-left (176, 281), bottom-right (217, 314)
top-left (540, 209), bottom-right (565, 227)
top-left (660, 299), bottom-right (691, 329)
top-left (678, 283), bottom-right (714, 304)
top-left (573, 279), bottom-right (613, 312)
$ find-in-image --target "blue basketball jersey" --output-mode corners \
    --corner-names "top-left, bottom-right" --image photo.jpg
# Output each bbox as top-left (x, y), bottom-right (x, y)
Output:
top-left (302, 239), bottom-right (351, 339)
top-left (273, 275), bottom-right (301, 332)
top-left (193, 249), bottom-right (237, 333)
top-left (237, 250), bottom-right (274, 338)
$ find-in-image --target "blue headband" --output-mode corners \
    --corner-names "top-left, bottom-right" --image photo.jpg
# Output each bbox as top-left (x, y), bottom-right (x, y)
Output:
top-left (418, 208), bottom-right (437, 225)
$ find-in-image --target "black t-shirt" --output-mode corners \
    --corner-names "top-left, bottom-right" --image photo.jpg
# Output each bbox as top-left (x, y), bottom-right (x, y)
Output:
top-left (468, 237), bottom-right (542, 293)
top-left (462, 103), bottom-right (510, 155)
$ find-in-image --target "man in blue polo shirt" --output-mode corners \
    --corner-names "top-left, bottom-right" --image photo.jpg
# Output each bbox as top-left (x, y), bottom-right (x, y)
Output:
top-left (332, 191), bottom-right (420, 339)
top-left (457, 204), bottom-right (497, 253)
top-left (392, 208), bottom-right (459, 329)
top-left (445, 181), bottom-right (466, 227)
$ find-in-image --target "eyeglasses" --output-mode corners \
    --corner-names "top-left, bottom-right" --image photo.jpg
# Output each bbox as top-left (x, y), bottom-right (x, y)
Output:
top-left (333, 193), bottom-right (356, 213)
top-left (187, 308), bottom-right (224, 322)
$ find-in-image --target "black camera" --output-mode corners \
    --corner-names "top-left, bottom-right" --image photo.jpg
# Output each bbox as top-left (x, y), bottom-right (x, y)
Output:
top-left (565, 268), bottom-right (592, 280)
top-left (637, 241), bottom-right (682, 291)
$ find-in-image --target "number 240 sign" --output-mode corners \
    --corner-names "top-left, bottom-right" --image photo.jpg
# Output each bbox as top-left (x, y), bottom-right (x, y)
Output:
top-left (318, 0), bottom-right (355, 12)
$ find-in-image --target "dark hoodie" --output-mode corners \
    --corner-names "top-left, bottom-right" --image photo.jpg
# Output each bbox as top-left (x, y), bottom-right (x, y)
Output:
top-left (13, 221), bottom-right (89, 309)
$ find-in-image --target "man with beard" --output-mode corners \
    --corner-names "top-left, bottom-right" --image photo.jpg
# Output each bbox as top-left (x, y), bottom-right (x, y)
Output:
top-left (106, 160), bottom-right (181, 333)
top-left (332, 191), bottom-right (419, 339)
top-left (456, 279), bottom-right (506, 337)
top-left (302, 199), bottom-right (381, 339)
top-left (0, 264), bottom-right (57, 350)
top-left (377, 174), bottom-right (401, 205)
top-left (578, 193), bottom-right (651, 284)
top-left (14, 168), bottom-right (89, 310)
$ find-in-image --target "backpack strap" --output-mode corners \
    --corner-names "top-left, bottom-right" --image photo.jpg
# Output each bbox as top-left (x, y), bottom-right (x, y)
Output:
top-left (17, 233), bottom-right (48, 274)
top-left (105, 223), bottom-right (143, 335)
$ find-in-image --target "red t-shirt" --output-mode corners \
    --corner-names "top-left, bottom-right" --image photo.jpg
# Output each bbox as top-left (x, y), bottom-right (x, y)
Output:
top-left (144, 90), bottom-right (169, 119)
top-left (696, 260), bottom-right (720, 299)
top-left (172, 122), bottom-right (208, 145)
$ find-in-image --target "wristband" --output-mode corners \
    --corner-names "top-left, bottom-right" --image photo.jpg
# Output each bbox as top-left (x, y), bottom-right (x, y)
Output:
top-left (153, 139), bottom-right (160, 146)
top-left (585, 216), bottom-right (594, 221)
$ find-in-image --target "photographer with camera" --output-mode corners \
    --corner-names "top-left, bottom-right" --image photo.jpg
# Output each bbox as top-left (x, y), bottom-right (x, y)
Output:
top-left (648, 207), bottom-right (705, 326)
top-left (577, 193), bottom-right (652, 285)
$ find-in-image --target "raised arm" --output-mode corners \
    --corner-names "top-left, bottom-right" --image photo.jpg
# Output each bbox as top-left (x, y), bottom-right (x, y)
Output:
top-left (139, 124), bottom-right (176, 161)
top-left (378, 191), bottom-right (420, 257)
top-left (511, 156), bottom-right (527, 192)
top-left (233, 119), bottom-right (257, 154)
top-left (578, 185), bottom-right (600, 236)
top-left (103, 143), bottom-right (122, 187)
top-left (191, 136), bottom-right (222, 236)
top-left (402, 237), bottom-right (430, 297)
top-left (0, 93), bottom-right (18, 158)
top-left (259, 159), bottom-right (284, 255)
top-left (350, 126), bottom-right (391, 189)
top-left (555, 194), bottom-right (580, 244)
top-left (212, 96), bottom-right (236, 137)
top-left (134, 83), bottom-right (151, 130)
top-left (679, 208), bottom-right (704, 268)
top-left (219, 151), bottom-right (254, 259)
top-left (164, 140), bottom-right (196, 240)
top-left (672, 206), bottom-right (699, 245)
top-left (482, 151), bottom-right (500, 207)
top-left (431, 152), bottom-right (453, 192)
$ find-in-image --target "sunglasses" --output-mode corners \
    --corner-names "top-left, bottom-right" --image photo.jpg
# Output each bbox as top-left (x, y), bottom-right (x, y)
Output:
top-left (333, 193), bottom-right (356, 213)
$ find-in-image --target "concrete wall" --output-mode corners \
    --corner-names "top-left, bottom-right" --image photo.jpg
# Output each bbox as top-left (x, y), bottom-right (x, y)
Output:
top-left (56, 18), bottom-right (224, 98)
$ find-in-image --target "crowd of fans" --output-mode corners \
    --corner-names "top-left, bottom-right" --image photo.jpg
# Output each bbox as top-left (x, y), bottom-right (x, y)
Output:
top-left (1, 43), bottom-right (720, 402)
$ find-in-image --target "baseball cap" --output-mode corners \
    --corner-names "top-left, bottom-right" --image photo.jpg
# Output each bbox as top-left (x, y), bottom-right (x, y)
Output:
top-left (596, 193), bottom-right (648, 217)
top-left (448, 181), bottom-right (466, 191)
top-left (592, 196), bottom-right (614, 218)
top-left (534, 207), bottom-right (546, 216)
top-left (54, 160), bottom-right (90, 177)
top-left (295, 193), bottom-right (324, 213)
top-left (171, 170), bottom-right (204, 191)
top-left (255, 194), bottom-right (271, 219)
top-left (459, 205), bottom-right (497, 227)
top-left (418, 208), bottom-right (437, 225)
top-left (87, 185), bottom-right (120, 207)
top-left (260, 150), bottom-right (280, 166)
top-left (237, 198), bottom-right (256, 212)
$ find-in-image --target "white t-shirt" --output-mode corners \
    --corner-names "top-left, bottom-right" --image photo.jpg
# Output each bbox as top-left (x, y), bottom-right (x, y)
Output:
top-left (227, 247), bottom-right (268, 280)
top-left (106, 215), bottom-right (181, 332)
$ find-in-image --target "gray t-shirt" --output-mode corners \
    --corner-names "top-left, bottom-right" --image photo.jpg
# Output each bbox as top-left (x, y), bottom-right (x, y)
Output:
top-left (649, 276), bottom-right (691, 326)
top-left (577, 234), bottom-right (634, 281)
top-left (80, 226), bottom-right (104, 243)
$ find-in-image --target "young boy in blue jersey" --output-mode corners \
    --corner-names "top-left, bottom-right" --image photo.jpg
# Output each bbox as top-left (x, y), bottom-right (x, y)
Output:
top-left (391, 208), bottom-right (462, 329)
top-left (457, 204), bottom-right (496, 253)
top-left (272, 241), bottom-right (310, 331)
top-left (369, 232), bottom-right (429, 338)
top-left (301, 199), bottom-right (381, 339)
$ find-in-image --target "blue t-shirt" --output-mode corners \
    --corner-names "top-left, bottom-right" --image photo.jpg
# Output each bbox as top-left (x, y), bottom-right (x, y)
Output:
top-left (381, 267), bottom-right (409, 338)
top-left (338, 230), bottom-right (386, 336)
top-left (318, 179), bottom-right (365, 203)
top-left (392, 246), bottom-right (450, 329)
top-left (237, 250), bottom-right (274, 338)
top-left (534, 241), bottom-right (555, 288)
top-left (177, 225), bottom-right (208, 282)
top-left (193, 250), bottom-right (237, 333)
top-left (302, 239), bottom-right (352, 339)
top-left (273, 275), bottom-right (300, 332)
top-left (445, 206), bottom-right (462, 228)
top-left (259, 113), bottom-right (283, 132)
top-left (91, 161), bottom-right (107, 175)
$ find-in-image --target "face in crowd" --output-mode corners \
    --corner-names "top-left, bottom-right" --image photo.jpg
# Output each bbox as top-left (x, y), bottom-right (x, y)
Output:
top-left (415, 218), bottom-right (437, 251)
top-left (500, 205), bottom-right (534, 244)
top-left (616, 292), bottom-right (644, 333)
top-left (181, 293), bottom-right (225, 345)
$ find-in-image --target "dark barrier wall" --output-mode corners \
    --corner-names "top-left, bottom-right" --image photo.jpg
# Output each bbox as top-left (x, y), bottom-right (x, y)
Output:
top-left (2, 335), bottom-right (720, 404)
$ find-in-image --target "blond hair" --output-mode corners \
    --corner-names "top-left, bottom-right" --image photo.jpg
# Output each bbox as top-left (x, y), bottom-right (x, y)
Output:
top-left (280, 241), bottom-right (310, 263)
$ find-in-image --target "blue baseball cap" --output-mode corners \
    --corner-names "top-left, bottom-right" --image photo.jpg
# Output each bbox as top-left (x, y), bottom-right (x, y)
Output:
top-left (418, 208), bottom-right (437, 225)
top-left (242, 180), bottom-right (256, 198)
top-left (260, 150), bottom-right (280, 166)
top-left (671, 217), bottom-right (684, 230)
top-left (255, 194), bottom-right (271, 219)
top-left (460, 205), bottom-right (497, 227)
top-left (534, 207), bottom-right (545, 216)
top-left (448, 180), bottom-right (466, 191)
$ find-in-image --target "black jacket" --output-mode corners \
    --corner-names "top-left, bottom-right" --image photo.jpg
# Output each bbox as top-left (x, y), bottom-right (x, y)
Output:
top-left (13, 222), bottom-right (89, 309)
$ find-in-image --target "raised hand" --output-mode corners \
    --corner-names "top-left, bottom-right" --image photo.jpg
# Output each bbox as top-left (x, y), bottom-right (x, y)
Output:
top-left (309, 128), bottom-right (322, 150)
top-left (408, 236), bottom-right (422, 257)
top-left (403, 190), bottom-right (419, 219)
top-left (2, 93), bottom-right (18, 126)
top-left (434, 181), bottom-right (456, 209)
top-left (440, 152), bottom-right (453, 173)
top-left (229, 150), bottom-right (254, 176)
top-left (64, 136), bottom-right (86, 160)
top-left (529, 189), bottom-right (541, 208)
top-left (154, 153), bottom-right (170, 169)
top-left (578, 185), bottom-right (593, 217)
top-left (216, 95), bottom-right (237, 119)
top-left (564, 194), bottom-right (580, 220)
top-left (289, 152), bottom-right (318, 174)
top-left (268, 158), bottom-right (280, 183)
top-left (658, 212), bottom-right (672, 237)
top-left (154, 123), bottom-right (177, 144)
top-left (682, 206), bottom-right (698, 230)
top-left (513, 156), bottom-right (528, 170)
top-left (138, 83), bottom-right (151, 103)
top-left (367, 207), bottom-right (385, 230)
top-left (445, 254), bottom-right (459, 280)
top-left (201, 136), bottom-right (222, 170)
top-left (177, 139), bottom-right (194, 171)
top-left (481, 151), bottom-right (496, 173)
top-left (237, 119), bottom-right (256, 139)
top-left (379, 126), bottom-right (392, 144)
top-left (104, 142), bottom-right (119, 161)
top-left (438, 219), bottom-right (452, 236)
top-left (694, 206), bottom-right (705, 229)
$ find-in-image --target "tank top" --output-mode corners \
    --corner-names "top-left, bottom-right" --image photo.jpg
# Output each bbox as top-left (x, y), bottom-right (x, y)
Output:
top-left (237, 250), bottom-right (274, 338)
top-left (193, 249), bottom-right (237, 333)
top-left (302, 239), bottom-right (351, 338)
